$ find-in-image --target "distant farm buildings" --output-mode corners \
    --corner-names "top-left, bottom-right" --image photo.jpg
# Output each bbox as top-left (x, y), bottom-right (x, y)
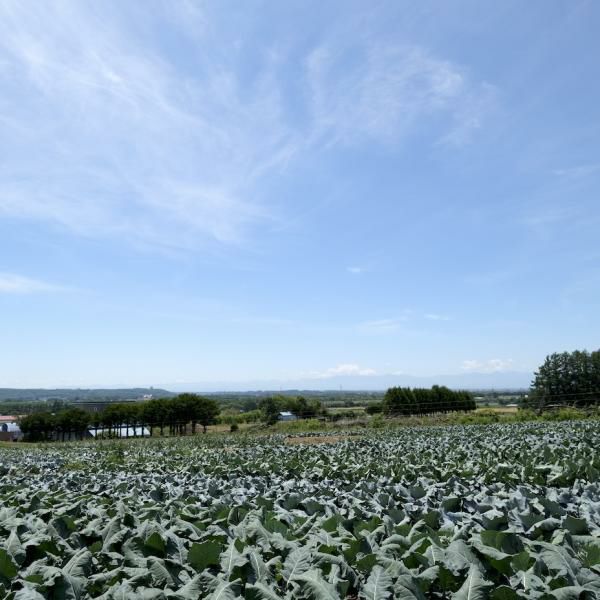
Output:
top-left (278, 411), bottom-right (297, 422)
top-left (0, 416), bottom-right (23, 442)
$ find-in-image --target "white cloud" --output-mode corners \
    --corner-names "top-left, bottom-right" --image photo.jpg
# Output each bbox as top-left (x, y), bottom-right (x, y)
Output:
top-left (0, 4), bottom-right (495, 252)
top-left (424, 313), bottom-right (450, 321)
top-left (0, 273), bottom-right (66, 294)
top-left (553, 163), bottom-right (600, 178)
top-left (306, 41), bottom-right (493, 148)
top-left (313, 364), bottom-right (378, 378)
top-left (358, 312), bottom-right (412, 334)
top-left (347, 266), bottom-right (366, 274)
top-left (0, 2), bottom-right (295, 250)
top-left (461, 359), bottom-right (514, 373)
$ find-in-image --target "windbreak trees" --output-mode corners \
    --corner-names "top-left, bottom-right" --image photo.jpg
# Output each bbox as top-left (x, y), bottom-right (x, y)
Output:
top-left (383, 386), bottom-right (475, 417)
top-left (530, 349), bottom-right (600, 409)
top-left (18, 412), bottom-right (56, 441)
top-left (174, 393), bottom-right (220, 433)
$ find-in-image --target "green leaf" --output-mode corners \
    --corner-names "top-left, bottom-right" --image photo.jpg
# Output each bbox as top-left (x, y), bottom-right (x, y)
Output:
top-left (166, 575), bottom-right (204, 599)
top-left (0, 548), bottom-right (18, 581)
top-left (6, 530), bottom-right (26, 566)
top-left (205, 578), bottom-right (240, 600)
top-left (220, 539), bottom-right (248, 576)
top-left (294, 570), bottom-right (339, 600)
top-left (246, 548), bottom-right (271, 583)
top-left (148, 556), bottom-right (176, 587)
top-left (13, 588), bottom-right (47, 600)
top-left (188, 541), bottom-right (222, 572)
top-left (549, 586), bottom-right (597, 599)
top-left (145, 532), bottom-right (167, 556)
top-left (563, 516), bottom-right (589, 536)
top-left (246, 582), bottom-right (286, 600)
top-left (452, 565), bottom-right (491, 600)
top-left (63, 549), bottom-right (92, 580)
top-left (490, 586), bottom-right (520, 600)
top-left (360, 565), bottom-right (393, 600)
top-left (282, 547), bottom-right (311, 583)
top-left (537, 542), bottom-right (580, 583)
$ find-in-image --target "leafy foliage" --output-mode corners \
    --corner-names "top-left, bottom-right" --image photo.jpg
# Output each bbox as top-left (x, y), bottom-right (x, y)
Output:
top-left (2, 422), bottom-right (600, 597)
top-left (382, 386), bottom-right (475, 416)
top-left (529, 349), bottom-right (600, 409)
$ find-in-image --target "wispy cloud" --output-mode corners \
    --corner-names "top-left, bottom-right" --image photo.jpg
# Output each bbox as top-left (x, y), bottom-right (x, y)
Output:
top-left (312, 363), bottom-right (378, 378)
top-left (306, 41), bottom-right (494, 148)
top-left (358, 310), bottom-right (448, 333)
top-left (0, 273), bottom-right (67, 294)
top-left (461, 358), bottom-right (514, 373)
top-left (424, 313), bottom-right (450, 321)
top-left (346, 266), bottom-right (367, 274)
top-left (553, 163), bottom-right (600, 179)
top-left (0, 3), bottom-right (495, 252)
top-left (357, 316), bottom-right (410, 334)
top-left (0, 2), bottom-right (293, 249)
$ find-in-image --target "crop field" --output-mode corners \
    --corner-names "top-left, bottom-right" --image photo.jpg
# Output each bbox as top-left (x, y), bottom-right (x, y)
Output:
top-left (1, 422), bottom-right (600, 599)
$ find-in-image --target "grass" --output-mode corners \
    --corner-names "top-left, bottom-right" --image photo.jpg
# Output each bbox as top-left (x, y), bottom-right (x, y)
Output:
top-left (6, 406), bottom-right (599, 447)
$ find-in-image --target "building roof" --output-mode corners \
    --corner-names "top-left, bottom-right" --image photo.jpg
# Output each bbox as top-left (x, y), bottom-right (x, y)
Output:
top-left (279, 411), bottom-right (294, 417)
top-left (0, 415), bottom-right (19, 422)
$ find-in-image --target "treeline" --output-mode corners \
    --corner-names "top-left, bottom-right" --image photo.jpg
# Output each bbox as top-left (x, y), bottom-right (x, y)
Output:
top-left (19, 394), bottom-right (219, 442)
top-left (367, 385), bottom-right (476, 416)
top-left (208, 391), bottom-right (380, 414)
top-left (529, 349), bottom-right (600, 409)
top-left (0, 387), bottom-right (173, 402)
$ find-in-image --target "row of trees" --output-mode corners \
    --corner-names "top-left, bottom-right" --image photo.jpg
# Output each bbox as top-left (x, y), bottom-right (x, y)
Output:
top-left (529, 349), bottom-right (600, 409)
top-left (19, 394), bottom-right (220, 442)
top-left (378, 385), bottom-right (476, 416)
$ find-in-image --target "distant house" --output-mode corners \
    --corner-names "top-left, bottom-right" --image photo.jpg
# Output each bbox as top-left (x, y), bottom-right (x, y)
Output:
top-left (0, 421), bottom-right (23, 442)
top-left (279, 411), bottom-right (297, 422)
top-left (0, 415), bottom-right (20, 423)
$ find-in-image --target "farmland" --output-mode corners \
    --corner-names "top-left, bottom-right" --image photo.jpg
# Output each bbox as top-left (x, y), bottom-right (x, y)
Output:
top-left (1, 421), bottom-right (600, 598)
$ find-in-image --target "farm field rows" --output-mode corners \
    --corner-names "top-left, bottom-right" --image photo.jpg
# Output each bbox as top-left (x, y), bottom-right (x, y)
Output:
top-left (1, 422), bottom-right (600, 599)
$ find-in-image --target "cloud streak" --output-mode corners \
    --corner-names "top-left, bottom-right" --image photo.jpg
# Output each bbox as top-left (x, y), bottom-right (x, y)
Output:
top-left (461, 358), bottom-right (514, 373)
top-left (312, 363), bottom-right (378, 378)
top-left (306, 41), bottom-right (493, 148)
top-left (0, 273), bottom-right (67, 294)
top-left (0, 2), bottom-right (495, 252)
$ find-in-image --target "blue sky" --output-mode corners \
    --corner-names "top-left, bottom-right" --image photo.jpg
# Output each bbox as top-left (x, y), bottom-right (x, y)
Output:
top-left (0, 1), bottom-right (599, 388)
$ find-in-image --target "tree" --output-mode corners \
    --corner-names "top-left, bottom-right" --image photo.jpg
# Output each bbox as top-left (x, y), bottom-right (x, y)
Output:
top-left (259, 397), bottom-right (280, 425)
top-left (141, 398), bottom-right (166, 437)
top-left (19, 412), bottom-right (55, 442)
top-left (382, 386), bottom-right (475, 417)
top-left (171, 394), bottom-right (220, 434)
top-left (530, 349), bottom-right (600, 409)
top-left (195, 396), bottom-right (220, 433)
top-left (57, 408), bottom-right (90, 440)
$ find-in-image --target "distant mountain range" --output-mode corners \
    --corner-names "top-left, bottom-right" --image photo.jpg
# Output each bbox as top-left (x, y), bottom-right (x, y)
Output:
top-left (0, 388), bottom-right (174, 403)
top-left (0, 372), bottom-right (533, 402)
top-left (162, 371), bottom-right (533, 393)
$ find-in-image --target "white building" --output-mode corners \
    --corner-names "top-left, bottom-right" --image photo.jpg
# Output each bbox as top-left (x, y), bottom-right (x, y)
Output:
top-left (0, 422), bottom-right (23, 442)
top-left (278, 411), bottom-right (297, 422)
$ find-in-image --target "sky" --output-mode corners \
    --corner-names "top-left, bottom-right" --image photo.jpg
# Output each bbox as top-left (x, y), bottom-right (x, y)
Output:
top-left (0, 0), bottom-right (599, 389)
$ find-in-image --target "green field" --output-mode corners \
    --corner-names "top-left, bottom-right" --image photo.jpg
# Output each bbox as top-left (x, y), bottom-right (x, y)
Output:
top-left (1, 421), bottom-right (600, 598)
